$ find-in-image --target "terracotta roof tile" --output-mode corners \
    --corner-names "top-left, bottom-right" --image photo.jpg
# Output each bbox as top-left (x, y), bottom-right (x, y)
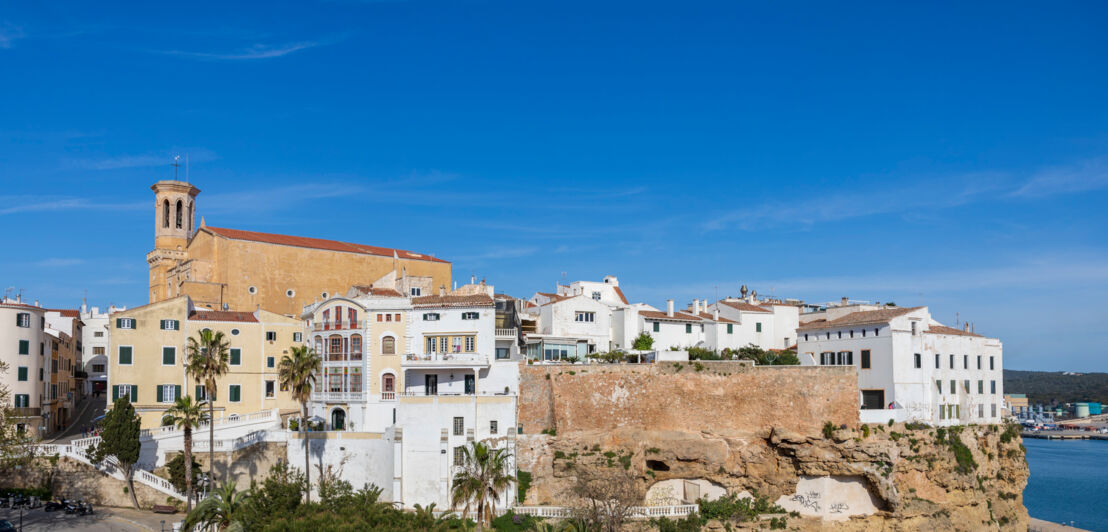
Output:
top-left (798, 307), bottom-right (922, 331)
top-left (47, 309), bottom-right (81, 318)
top-left (412, 294), bottom-right (494, 308)
top-left (205, 226), bottom-right (447, 263)
top-left (718, 300), bottom-right (772, 313)
top-left (189, 310), bottom-right (258, 323)
top-left (349, 286), bottom-right (405, 298)
top-left (640, 310), bottom-right (704, 322)
top-left (698, 312), bottom-right (737, 324)
top-left (925, 324), bottom-right (984, 338)
top-left (612, 286), bottom-right (629, 305)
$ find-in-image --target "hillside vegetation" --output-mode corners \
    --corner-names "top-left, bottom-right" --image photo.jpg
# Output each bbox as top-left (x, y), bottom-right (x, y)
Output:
top-left (1004, 370), bottom-right (1108, 406)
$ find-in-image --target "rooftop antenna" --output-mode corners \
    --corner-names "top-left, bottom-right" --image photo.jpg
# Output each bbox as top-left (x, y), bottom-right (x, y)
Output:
top-left (955, 312), bottom-right (960, 328)
top-left (172, 155), bottom-right (181, 181)
top-left (185, 153), bottom-right (189, 183)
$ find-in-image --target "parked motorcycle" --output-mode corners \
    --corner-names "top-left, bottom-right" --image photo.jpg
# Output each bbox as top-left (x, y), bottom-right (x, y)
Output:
top-left (44, 498), bottom-right (68, 512)
top-left (78, 501), bottom-right (94, 515)
top-left (64, 500), bottom-right (80, 514)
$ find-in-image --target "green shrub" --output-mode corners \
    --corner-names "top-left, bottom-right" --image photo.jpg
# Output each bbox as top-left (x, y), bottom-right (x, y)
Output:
top-left (905, 422), bottom-right (930, 431)
top-left (1000, 423), bottom-right (1020, 444)
top-left (517, 470), bottom-right (532, 504)
top-left (823, 421), bottom-right (836, 439)
top-left (947, 433), bottom-right (978, 474)
top-left (699, 492), bottom-right (786, 522)
top-left (861, 425), bottom-right (870, 438)
top-left (491, 510), bottom-right (541, 531)
top-left (651, 513), bottom-right (702, 532)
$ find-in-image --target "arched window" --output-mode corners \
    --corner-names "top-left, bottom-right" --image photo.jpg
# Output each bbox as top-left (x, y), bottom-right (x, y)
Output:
top-left (350, 335), bottom-right (362, 355)
top-left (314, 336), bottom-right (323, 354)
top-left (163, 199), bottom-right (170, 228)
top-left (175, 200), bottom-right (183, 228)
top-left (329, 335), bottom-right (343, 360)
top-left (382, 374), bottom-right (395, 393)
top-left (382, 336), bottom-right (396, 355)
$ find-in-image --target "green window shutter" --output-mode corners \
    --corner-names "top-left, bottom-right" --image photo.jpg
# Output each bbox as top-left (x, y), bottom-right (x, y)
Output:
top-left (727, 324), bottom-right (733, 334)
top-left (159, 320), bottom-right (165, 330)
top-left (17, 367), bottom-right (27, 381)
top-left (685, 324), bottom-right (691, 334)
top-left (653, 322), bottom-right (659, 332)
top-left (195, 385), bottom-right (203, 399)
top-left (156, 385), bottom-right (164, 403)
top-left (230, 385), bottom-right (240, 402)
top-left (230, 348), bottom-right (241, 365)
top-left (176, 385), bottom-right (182, 400)
top-left (756, 322), bottom-right (762, 332)
top-left (163, 347), bottom-right (175, 365)
top-left (173, 320), bottom-right (180, 330)
top-left (19, 340), bottom-right (29, 354)
top-left (119, 346), bottom-right (132, 365)
top-left (130, 386), bottom-right (138, 402)
top-left (115, 318), bottom-right (122, 329)
top-left (113, 385), bottom-right (119, 399)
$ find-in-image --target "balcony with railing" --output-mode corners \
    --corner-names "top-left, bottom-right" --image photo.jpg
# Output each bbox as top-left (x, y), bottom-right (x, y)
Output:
top-left (402, 352), bottom-right (489, 367)
top-left (311, 391), bottom-right (366, 403)
top-left (12, 407), bottom-right (42, 417)
top-left (312, 320), bottom-right (365, 332)
top-left (495, 328), bottom-right (517, 339)
top-left (322, 351), bottom-right (363, 363)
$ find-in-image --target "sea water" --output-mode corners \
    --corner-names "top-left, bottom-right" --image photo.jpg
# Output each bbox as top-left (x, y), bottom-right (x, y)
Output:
top-left (1023, 438), bottom-right (1108, 531)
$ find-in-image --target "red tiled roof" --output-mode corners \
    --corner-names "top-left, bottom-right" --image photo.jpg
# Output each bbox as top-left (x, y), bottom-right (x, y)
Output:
top-left (204, 226), bottom-right (447, 263)
top-left (798, 307), bottom-right (922, 331)
top-left (48, 309), bottom-right (81, 318)
top-left (698, 312), bottom-right (737, 324)
top-left (718, 300), bottom-right (772, 313)
top-left (412, 294), bottom-right (494, 308)
top-left (189, 310), bottom-right (258, 323)
top-left (925, 324), bottom-right (984, 338)
top-left (641, 310), bottom-right (703, 322)
top-left (349, 286), bottom-right (404, 298)
top-left (612, 286), bottom-right (629, 305)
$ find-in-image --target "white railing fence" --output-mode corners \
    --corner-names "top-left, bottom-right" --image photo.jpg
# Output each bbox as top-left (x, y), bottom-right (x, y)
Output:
top-left (35, 443), bottom-right (186, 501)
top-left (140, 408), bottom-right (280, 439)
top-left (507, 505), bottom-right (697, 520)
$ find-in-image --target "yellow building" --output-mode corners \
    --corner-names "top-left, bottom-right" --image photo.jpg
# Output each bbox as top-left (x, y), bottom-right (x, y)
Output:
top-left (108, 296), bottom-right (303, 428)
top-left (146, 180), bottom-right (452, 316)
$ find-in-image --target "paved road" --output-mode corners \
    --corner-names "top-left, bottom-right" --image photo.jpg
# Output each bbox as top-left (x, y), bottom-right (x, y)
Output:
top-left (46, 396), bottom-right (106, 444)
top-left (0, 506), bottom-right (182, 531)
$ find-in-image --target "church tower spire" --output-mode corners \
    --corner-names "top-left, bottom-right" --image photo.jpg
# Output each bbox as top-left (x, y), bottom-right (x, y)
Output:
top-left (147, 179), bottom-right (201, 303)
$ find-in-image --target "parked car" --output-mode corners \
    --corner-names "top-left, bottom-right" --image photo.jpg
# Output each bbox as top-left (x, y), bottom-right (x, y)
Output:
top-left (0, 519), bottom-right (16, 532)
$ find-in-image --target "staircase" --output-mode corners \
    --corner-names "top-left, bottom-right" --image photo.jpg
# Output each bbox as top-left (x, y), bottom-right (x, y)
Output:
top-left (37, 442), bottom-right (187, 502)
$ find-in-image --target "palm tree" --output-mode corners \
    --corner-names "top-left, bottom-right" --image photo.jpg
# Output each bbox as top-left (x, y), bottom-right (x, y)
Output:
top-left (183, 481), bottom-right (249, 532)
top-left (279, 345), bottom-right (321, 502)
top-left (186, 328), bottom-right (230, 484)
top-left (163, 395), bottom-right (209, 512)
top-left (450, 441), bottom-right (513, 530)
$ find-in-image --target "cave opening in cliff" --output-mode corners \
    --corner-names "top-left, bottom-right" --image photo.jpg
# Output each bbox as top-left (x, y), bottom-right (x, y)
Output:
top-left (646, 459), bottom-right (670, 471)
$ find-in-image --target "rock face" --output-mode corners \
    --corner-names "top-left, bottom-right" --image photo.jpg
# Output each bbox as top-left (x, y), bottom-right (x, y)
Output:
top-left (516, 364), bottom-right (1029, 530)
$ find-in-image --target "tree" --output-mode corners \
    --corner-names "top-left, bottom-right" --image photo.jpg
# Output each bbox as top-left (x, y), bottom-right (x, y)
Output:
top-left (166, 452), bottom-right (201, 499)
top-left (186, 328), bottom-right (229, 484)
top-left (631, 332), bottom-right (654, 351)
top-left (164, 395), bottom-right (209, 511)
top-left (0, 361), bottom-right (38, 478)
top-left (734, 344), bottom-right (799, 366)
top-left (450, 441), bottom-right (513, 530)
top-left (279, 345), bottom-right (321, 502)
top-left (184, 481), bottom-right (250, 532)
top-left (570, 467), bottom-right (644, 532)
top-left (92, 397), bottom-right (143, 508)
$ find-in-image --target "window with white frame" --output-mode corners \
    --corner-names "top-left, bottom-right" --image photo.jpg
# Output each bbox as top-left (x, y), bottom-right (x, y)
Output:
top-left (453, 416), bottom-right (464, 436)
top-left (118, 318), bottom-right (136, 329)
top-left (160, 384), bottom-right (177, 403)
top-left (575, 312), bottom-right (595, 323)
top-left (461, 312), bottom-right (479, 320)
top-left (490, 420), bottom-right (498, 434)
top-left (16, 313), bottom-right (30, 328)
top-left (423, 313), bottom-right (440, 321)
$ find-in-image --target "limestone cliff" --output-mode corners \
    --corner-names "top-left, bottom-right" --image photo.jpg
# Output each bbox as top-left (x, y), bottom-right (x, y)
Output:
top-left (515, 364), bottom-right (1029, 530)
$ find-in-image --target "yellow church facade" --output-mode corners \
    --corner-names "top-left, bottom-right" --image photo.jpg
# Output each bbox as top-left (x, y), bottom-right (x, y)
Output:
top-left (146, 180), bottom-right (452, 317)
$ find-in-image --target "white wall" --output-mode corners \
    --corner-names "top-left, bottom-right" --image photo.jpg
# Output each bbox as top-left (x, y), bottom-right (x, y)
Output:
top-left (538, 296), bottom-right (612, 350)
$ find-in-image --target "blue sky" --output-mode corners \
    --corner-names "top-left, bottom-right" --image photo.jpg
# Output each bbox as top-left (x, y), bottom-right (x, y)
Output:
top-left (1, 1), bottom-right (1106, 371)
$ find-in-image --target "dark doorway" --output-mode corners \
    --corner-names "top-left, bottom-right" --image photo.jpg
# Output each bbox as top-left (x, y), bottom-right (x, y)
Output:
top-left (464, 374), bottom-right (475, 395)
top-left (331, 409), bottom-right (346, 430)
top-left (425, 374), bottom-right (438, 395)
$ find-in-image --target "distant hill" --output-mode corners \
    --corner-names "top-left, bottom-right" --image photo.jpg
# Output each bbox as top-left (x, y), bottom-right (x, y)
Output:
top-left (1004, 370), bottom-right (1108, 406)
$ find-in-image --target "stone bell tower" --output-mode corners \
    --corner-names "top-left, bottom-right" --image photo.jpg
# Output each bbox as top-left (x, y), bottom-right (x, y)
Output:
top-left (147, 180), bottom-right (200, 303)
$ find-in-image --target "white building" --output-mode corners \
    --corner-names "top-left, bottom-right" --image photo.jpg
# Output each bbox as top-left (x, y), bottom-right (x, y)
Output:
top-left (80, 303), bottom-right (124, 396)
top-left (299, 279), bottom-right (518, 509)
top-left (1, 298), bottom-right (48, 437)
top-left (708, 297), bottom-right (799, 350)
top-left (797, 304), bottom-right (1004, 426)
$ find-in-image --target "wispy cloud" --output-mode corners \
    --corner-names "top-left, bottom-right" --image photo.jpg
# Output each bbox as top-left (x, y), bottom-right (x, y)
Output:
top-left (0, 196), bottom-right (146, 216)
top-left (0, 23), bottom-right (24, 49)
top-left (452, 246), bottom-right (540, 263)
top-left (157, 38), bottom-right (338, 61)
top-left (34, 258), bottom-right (85, 268)
top-left (1011, 158), bottom-right (1108, 198)
top-left (66, 148), bottom-right (218, 171)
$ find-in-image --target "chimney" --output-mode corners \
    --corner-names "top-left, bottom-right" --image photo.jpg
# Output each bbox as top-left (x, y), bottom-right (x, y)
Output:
top-left (693, 299), bottom-right (700, 314)
top-left (963, 322), bottom-right (970, 332)
top-left (841, 296), bottom-right (849, 306)
top-left (440, 285), bottom-right (446, 296)
top-left (666, 299), bottom-right (674, 317)
top-left (713, 307), bottom-right (719, 320)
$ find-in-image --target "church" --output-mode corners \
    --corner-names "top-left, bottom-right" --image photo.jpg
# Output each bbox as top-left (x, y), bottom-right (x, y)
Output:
top-left (146, 180), bottom-right (452, 316)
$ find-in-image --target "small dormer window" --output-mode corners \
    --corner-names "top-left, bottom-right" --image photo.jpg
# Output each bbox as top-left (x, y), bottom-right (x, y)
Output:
top-left (411, 287), bottom-right (422, 296)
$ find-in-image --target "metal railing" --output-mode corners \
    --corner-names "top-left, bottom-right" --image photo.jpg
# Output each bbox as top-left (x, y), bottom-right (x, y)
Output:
top-left (323, 351), bottom-right (363, 362)
top-left (403, 353), bottom-right (488, 364)
top-left (312, 320), bottom-right (365, 331)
